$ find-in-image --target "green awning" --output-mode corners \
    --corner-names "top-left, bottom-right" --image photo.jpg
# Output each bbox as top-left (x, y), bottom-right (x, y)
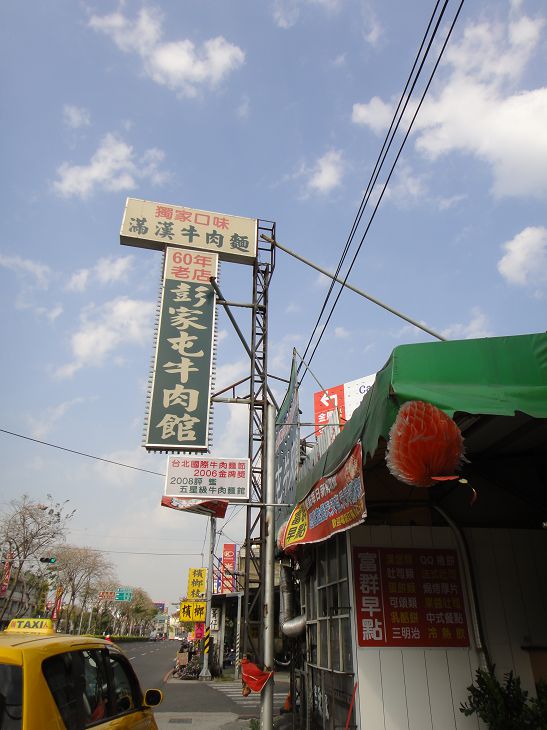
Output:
top-left (295, 332), bottom-right (547, 503)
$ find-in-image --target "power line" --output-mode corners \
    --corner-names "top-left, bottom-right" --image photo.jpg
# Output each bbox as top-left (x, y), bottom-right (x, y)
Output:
top-left (305, 0), bottom-right (465, 370)
top-left (0, 428), bottom-right (165, 477)
top-left (88, 549), bottom-right (204, 556)
top-left (300, 0), bottom-right (465, 378)
top-left (299, 0), bottom-right (447, 374)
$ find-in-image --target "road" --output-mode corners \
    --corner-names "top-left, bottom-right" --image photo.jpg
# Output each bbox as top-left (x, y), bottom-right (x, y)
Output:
top-left (121, 640), bottom-right (290, 726)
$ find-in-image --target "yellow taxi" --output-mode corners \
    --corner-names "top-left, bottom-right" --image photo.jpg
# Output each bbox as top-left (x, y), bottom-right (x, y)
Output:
top-left (0, 618), bottom-right (162, 729)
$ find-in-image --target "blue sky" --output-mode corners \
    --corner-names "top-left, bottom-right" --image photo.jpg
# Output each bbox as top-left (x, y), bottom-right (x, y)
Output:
top-left (1, 0), bottom-right (546, 608)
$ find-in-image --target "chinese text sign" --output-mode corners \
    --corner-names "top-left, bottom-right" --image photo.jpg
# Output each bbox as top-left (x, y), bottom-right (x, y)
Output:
top-left (353, 547), bottom-right (470, 648)
top-left (121, 198), bottom-right (257, 265)
top-left (145, 247), bottom-right (217, 451)
top-left (280, 444), bottom-right (366, 550)
top-left (165, 456), bottom-right (250, 501)
top-left (187, 568), bottom-right (207, 599)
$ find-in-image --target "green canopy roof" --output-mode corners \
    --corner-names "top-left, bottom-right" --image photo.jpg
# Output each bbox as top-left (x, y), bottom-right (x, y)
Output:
top-left (295, 332), bottom-right (547, 503)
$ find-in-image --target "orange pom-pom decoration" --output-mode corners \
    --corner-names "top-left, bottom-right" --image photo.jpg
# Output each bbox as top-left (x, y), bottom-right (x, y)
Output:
top-left (386, 401), bottom-right (464, 487)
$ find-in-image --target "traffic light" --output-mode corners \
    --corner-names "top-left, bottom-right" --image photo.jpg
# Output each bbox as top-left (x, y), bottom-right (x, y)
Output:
top-left (40, 557), bottom-right (57, 564)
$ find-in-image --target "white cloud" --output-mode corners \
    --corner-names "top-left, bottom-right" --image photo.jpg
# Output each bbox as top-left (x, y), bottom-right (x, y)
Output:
top-left (362, 3), bottom-right (382, 47)
top-left (89, 7), bottom-right (244, 97)
top-left (36, 304), bottom-right (63, 322)
top-left (437, 193), bottom-right (467, 210)
top-left (93, 446), bottom-right (164, 488)
top-left (441, 307), bottom-right (493, 340)
top-left (273, 0), bottom-right (300, 28)
top-left (53, 133), bottom-right (169, 199)
top-left (63, 105), bottom-right (91, 129)
top-left (352, 9), bottom-right (547, 199)
top-left (334, 326), bottom-right (350, 338)
top-left (95, 256), bottom-right (134, 285)
top-left (28, 397), bottom-right (86, 439)
top-left (383, 162), bottom-right (427, 207)
top-left (307, 149), bottom-right (344, 194)
top-left (66, 269), bottom-right (91, 293)
top-left (56, 296), bottom-right (155, 378)
top-left (215, 359), bottom-right (250, 392)
top-left (352, 97), bottom-right (393, 134)
top-left (0, 253), bottom-right (51, 289)
top-left (67, 256), bottom-right (134, 292)
top-left (237, 95), bottom-right (250, 119)
top-left (497, 226), bottom-right (547, 289)
top-left (211, 404), bottom-right (249, 457)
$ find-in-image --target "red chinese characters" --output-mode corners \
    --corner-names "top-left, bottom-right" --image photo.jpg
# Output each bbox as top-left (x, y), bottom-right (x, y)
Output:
top-left (353, 547), bottom-right (469, 647)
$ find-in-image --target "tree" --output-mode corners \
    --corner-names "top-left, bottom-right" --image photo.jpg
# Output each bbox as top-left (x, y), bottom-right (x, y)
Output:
top-left (0, 494), bottom-right (75, 621)
top-left (50, 545), bottom-right (115, 632)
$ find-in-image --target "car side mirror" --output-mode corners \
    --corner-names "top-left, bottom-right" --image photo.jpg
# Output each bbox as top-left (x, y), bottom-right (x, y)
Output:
top-left (144, 688), bottom-right (163, 707)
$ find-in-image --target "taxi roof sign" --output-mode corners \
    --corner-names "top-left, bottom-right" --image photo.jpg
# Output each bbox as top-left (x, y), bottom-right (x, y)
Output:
top-left (5, 618), bottom-right (56, 635)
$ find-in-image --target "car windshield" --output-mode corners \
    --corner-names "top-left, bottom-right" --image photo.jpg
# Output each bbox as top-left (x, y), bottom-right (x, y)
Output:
top-left (0, 664), bottom-right (23, 730)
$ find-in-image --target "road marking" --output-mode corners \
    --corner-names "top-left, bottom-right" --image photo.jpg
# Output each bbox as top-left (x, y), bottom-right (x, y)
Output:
top-left (128, 656), bottom-right (136, 660)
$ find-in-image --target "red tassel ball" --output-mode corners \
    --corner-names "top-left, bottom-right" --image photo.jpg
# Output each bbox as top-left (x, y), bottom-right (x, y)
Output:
top-left (386, 400), bottom-right (464, 487)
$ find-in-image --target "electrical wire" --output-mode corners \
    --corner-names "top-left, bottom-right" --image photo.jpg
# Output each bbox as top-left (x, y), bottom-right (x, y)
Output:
top-left (304, 0), bottom-right (465, 371)
top-left (0, 428), bottom-right (165, 477)
top-left (299, 0), bottom-right (465, 379)
top-left (298, 0), bottom-right (446, 375)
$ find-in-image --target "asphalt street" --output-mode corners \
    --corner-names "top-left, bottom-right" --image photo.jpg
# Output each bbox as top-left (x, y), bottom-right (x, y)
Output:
top-left (121, 639), bottom-right (291, 726)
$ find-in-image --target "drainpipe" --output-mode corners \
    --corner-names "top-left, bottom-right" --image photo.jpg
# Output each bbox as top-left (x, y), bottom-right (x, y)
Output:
top-left (432, 505), bottom-right (491, 671)
top-left (280, 563), bottom-right (306, 637)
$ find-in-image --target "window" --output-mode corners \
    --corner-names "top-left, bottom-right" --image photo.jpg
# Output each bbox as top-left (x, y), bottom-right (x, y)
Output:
top-left (42, 652), bottom-right (84, 730)
top-left (0, 663), bottom-right (23, 730)
top-left (304, 532), bottom-right (353, 673)
top-left (105, 653), bottom-right (141, 715)
top-left (81, 650), bottom-right (110, 726)
top-left (43, 648), bottom-right (143, 728)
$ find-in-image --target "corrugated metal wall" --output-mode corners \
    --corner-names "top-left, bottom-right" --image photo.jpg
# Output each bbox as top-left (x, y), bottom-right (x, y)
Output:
top-left (350, 525), bottom-right (547, 730)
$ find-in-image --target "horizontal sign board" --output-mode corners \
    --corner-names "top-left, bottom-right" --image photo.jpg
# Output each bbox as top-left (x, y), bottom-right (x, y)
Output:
top-left (98, 591), bottom-right (116, 601)
top-left (165, 455), bottom-right (250, 502)
top-left (121, 197), bottom-right (257, 264)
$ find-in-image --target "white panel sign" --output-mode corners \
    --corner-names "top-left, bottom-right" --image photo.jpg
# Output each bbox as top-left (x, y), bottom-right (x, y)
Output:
top-left (165, 456), bottom-right (250, 502)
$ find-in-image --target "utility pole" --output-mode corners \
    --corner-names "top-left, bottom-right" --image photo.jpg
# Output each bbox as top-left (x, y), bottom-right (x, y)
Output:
top-left (200, 513), bottom-right (216, 680)
top-left (261, 402), bottom-right (276, 728)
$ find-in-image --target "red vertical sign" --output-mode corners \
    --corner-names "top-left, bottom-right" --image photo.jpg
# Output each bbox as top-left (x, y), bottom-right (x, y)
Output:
top-left (313, 384), bottom-right (345, 436)
top-left (221, 544), bottom-right (237, 593)
top-left (353, 547), bottom-right (469, 648)
top-left (0, 552), bottom-right (14, 597)
top-left (51, 586), bottom-right (63, 620)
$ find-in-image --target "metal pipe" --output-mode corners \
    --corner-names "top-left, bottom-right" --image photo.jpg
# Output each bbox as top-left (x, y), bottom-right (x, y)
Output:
top-left (282, 614), bottom-right (307, 637)
top-left (432, 505), bottom-right (491, 670)
top-left (262, 235), bottom-right (446, 342)
top-left (261, 403), bottom-right (276, 728)
top-left (199, 515), bottom-right (216, 680)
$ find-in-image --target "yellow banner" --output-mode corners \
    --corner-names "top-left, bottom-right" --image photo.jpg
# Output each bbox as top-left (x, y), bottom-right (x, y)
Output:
top-left (179, 600), bottom-right (207, 623)
top-left (187, 568), bottom-right (207, 599)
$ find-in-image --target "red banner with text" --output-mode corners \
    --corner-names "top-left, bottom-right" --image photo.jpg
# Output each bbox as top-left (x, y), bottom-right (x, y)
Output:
top-left (279, 443), bottom-right (366, 551)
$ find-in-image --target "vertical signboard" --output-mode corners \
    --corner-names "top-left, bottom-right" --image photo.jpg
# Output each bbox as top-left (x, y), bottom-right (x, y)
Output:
top-left (353, 547), bottom-right (469, 647)
top-left (187, 568), bottom-right (207, 600)
top-left (275, 351), bottom-right (300, 525)
top-left (221, 543), bottom-right (237, 593)
top-left (51, 585), bottom-right (63, 620)
top-left (0, 552), bottom-right (14, 597)
top-left (145, 247), bottom-right (218, 452)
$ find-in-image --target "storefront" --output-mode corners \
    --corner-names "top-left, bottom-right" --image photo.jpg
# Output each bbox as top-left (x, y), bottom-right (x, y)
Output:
top-left (279, 332), bottom-right (547, 729)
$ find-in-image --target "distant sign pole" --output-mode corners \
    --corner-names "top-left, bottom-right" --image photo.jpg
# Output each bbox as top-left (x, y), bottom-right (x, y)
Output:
top-left (199, 514), bottom-right (216, 681)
